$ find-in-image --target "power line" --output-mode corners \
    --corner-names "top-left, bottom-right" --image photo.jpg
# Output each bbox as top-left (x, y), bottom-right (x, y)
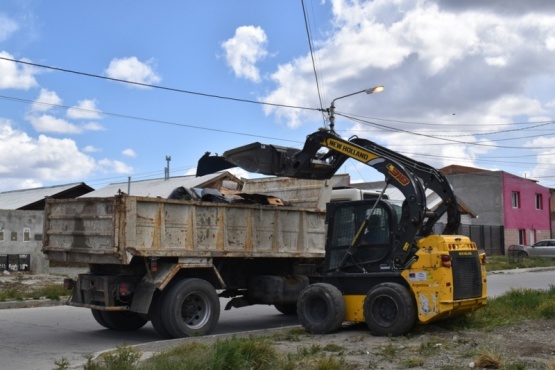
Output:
top-left (0, 56), bottom-right (320, 113)
top-left (341, 112), bottom-right (555, 150)
top-left (0, 94), bottom-right (305, 144)
top-left (301, 0), bottom-right (327, 127)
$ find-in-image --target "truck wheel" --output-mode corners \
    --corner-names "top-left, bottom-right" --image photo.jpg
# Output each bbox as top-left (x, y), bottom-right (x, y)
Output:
top-left (363, 282), bottom-right (416, 336)
top-left (149, 291), bottom-right (173, 339)
top-left (297, 283), bottom-right (345, 334)
top-left (91, 309), bottom-right (109, 329)
top-left (161, 278), bottom-right (220, 338)
top-left (99, 310), bottom-right (148, 331)
top-left (274, 303), bottom-right (297, 315)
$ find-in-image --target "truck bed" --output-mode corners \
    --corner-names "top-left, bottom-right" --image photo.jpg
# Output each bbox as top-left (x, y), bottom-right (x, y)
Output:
top-left (43, 195), bottom-right (326, 265)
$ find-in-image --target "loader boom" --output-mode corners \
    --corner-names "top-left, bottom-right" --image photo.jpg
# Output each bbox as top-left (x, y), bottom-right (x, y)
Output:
top-left (197, 128), bottom-right (461, 268)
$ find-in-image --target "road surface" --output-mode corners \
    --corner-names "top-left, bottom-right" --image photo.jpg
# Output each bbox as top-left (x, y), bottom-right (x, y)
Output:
top-left (1, 268), bottom-right (553, 370)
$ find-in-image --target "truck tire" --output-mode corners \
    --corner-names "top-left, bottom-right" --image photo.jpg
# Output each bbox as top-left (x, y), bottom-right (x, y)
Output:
top-left (149, 291), bottom-right (173, 339)
top-left (161, 278), bottom-right (220, 338)
top-left (297, 283), bottom-right (345, 334)
top-left (99, 310), bottom-right (148, 331)
top-left (274, 303), bottom-right (297, 315)
top-left (91, 309), bottom-right (109, 329)
top-left (363, 282), bottom-right (416, 336)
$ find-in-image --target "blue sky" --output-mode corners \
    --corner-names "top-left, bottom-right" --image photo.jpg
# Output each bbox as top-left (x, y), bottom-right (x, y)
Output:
top-left (1, 1), bottom-right (555, 193)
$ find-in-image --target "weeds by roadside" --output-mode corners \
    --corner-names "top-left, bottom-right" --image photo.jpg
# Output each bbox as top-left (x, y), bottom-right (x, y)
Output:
top-left (0, 281), bottom-right (69, 301)
top-left (486, 255), bottom-right (555, 271)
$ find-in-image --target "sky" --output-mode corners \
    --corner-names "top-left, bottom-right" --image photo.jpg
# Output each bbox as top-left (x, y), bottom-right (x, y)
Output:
top-left (1, 0), bottom-right (555, 193)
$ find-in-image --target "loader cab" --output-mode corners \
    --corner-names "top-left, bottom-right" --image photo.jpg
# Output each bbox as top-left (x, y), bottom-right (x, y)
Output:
top-left (324, 199), bottom-right (401, 273)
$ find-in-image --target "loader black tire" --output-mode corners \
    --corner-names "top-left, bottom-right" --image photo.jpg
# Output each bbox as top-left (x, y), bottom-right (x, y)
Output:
top-left (91, 309), bottom-right (109, 329)
top-left (274, 303), bottom-right (297, 315)
top-left (161, 278), bottom-right (220, 338)
top-left (364, 282), bottom-right (416, 336)
top-left (99, 310), bottom-right (149, 331)
top-left (297, 283), bottom-right (345, 334)
top-left (149, 291), bottom-right (173, 339)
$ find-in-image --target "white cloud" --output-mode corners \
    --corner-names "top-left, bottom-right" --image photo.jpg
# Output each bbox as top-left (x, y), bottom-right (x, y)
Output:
top-left (27, 114), bottom-right (82, 134)
top-left (222, 26), bottom-right (268, 82)
top-left (0, 51), bottom-right (38, 89)
top-left (97, 158), bottom-right (133, 174)
top-left (261, 0), bottom-right (555, 148)
top-left (122, 148), bottom-right (136, 158)
top-left (0, 119), bottom-right (96, 190)
top-left (104, 56), bottom-right (161, 87)
top-left (0, 119), bottom-right (135, 191)
top-left (83, 145), bottom-right (101, 153)
top-left (82, 122), bottom-right (104, 131)
top-left (0, 14), bottom-right (18, 42)
top-left (32, 89), bottom-right (62, 112)
top-left (67, 99), bottom-right (102, 119)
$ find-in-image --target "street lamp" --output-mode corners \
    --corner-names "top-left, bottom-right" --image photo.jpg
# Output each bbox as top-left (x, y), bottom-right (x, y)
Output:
top-left (328, 85), bottom-right (384, 131)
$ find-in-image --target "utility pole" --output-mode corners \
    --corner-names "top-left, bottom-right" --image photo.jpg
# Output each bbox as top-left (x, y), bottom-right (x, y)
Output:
top-left (165, 155), bottom-right (171, 180)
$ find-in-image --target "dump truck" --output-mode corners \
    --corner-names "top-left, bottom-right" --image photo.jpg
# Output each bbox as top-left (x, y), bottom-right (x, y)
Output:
top-left (198, 128), bottom-right (488, 336)
top-left (42, 177), bottom-right (336, 338)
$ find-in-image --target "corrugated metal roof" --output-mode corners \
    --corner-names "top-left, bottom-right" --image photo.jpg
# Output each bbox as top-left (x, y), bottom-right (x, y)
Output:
top-left (0, 182), bottom-right (92, 210)
top-left (80, 172), bottom-right (241, 198)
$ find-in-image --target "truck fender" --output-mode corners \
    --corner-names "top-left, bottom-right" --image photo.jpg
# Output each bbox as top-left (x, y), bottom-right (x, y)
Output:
top-left (131, 259), bottom-right (225, 314)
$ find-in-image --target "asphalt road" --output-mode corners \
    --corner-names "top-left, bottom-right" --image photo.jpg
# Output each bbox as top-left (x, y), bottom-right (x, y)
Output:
top-left (1, 268), bottom-right (554, 370)
top-left (0, 300), bottom-right (298, 370)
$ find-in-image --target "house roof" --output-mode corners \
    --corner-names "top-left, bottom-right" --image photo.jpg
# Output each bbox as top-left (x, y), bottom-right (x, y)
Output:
top-left (80, 172), bottom-right (242, 199)
top-left (440, 165), bottom-right (491, 175)
top-left (0, 182), bottom-right (94, 210)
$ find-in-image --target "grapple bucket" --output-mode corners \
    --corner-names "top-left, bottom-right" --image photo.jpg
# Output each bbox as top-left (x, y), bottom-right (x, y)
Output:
top-left (196, 134), bottom-right (347, 180)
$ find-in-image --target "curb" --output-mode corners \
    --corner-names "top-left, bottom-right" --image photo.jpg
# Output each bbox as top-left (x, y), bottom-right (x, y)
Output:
top-left (0, 296), bottom-right (69, 310)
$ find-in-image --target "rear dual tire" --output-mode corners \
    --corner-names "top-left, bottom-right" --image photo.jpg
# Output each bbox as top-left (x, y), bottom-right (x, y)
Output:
top-left (90, 309), bottom-right (148, 331)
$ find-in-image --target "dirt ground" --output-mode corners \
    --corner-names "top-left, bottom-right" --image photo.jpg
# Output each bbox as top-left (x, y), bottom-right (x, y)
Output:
top-left (2, 271), bottom-right (555, 369)
top-left (267, 319), bottom-right (555, 369)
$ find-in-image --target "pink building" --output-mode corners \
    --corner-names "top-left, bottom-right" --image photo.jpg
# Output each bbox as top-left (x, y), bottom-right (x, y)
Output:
top-left (442, 165), bottom-right (551, 253)
top-left (503, 172), bottom-right (551, 246)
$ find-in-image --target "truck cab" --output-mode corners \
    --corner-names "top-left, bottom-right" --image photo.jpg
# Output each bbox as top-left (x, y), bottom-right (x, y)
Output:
top-left (330, 187), bottom-right (388, 202)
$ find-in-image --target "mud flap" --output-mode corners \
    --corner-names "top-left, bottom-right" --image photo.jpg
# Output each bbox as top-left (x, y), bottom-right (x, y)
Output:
top-left (130, 281), bottom-right (157, 314)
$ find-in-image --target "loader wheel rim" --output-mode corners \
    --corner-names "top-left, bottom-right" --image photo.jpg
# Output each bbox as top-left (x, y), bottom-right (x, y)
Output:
top-left (306, 296), bottom-right (328, 322)
top-left (371, 295), bottom-right (398, 327)
top-left (180, 292), bottom-right (211, 329)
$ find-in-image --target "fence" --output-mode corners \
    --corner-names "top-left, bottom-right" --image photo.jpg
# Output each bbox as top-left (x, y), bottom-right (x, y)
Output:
top-left (435, 224), bottom-right (505, 256)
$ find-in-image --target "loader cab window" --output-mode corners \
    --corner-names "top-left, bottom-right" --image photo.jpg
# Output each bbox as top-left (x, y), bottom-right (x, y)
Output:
top-left (326, 200), bottom-right (396, 271)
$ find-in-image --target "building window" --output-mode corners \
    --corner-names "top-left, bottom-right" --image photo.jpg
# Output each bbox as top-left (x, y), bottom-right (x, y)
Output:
top-left (535, 194), bottom-right (543, 210)
top-left (512, 191), bottom-right (520, 208)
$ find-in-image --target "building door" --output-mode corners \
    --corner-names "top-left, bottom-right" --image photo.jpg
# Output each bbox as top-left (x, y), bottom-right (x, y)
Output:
top-left (529, 229), bottom-right (536, 245)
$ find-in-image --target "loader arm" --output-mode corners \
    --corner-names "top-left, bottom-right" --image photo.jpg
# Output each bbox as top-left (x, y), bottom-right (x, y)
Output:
top-left (197, 129), bottom-right (460, 268)
top-left (198, 129), bottom-right (459, 233)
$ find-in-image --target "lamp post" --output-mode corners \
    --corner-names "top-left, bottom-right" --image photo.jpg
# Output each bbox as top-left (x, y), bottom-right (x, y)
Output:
top-left (328, 85), bottom-right (384, 132)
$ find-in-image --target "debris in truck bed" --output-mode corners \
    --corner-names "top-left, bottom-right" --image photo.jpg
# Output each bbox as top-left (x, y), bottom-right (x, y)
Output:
top-left (167, 186), bottom-right (287, 206)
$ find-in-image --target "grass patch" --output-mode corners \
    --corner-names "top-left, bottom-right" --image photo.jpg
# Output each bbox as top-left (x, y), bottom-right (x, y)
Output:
top-left (142, 337), bottom-right (278, 370)
top-left (0, 282), bottom-right (70, 301)
top-left (486, 255), bottom-right (555, 271)
top-left (0, 287), bottom-right (24, 301)
top-left (140, 336), bottom-right (354, 370)
top-left (439, 285), bottom-right (555, 330)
